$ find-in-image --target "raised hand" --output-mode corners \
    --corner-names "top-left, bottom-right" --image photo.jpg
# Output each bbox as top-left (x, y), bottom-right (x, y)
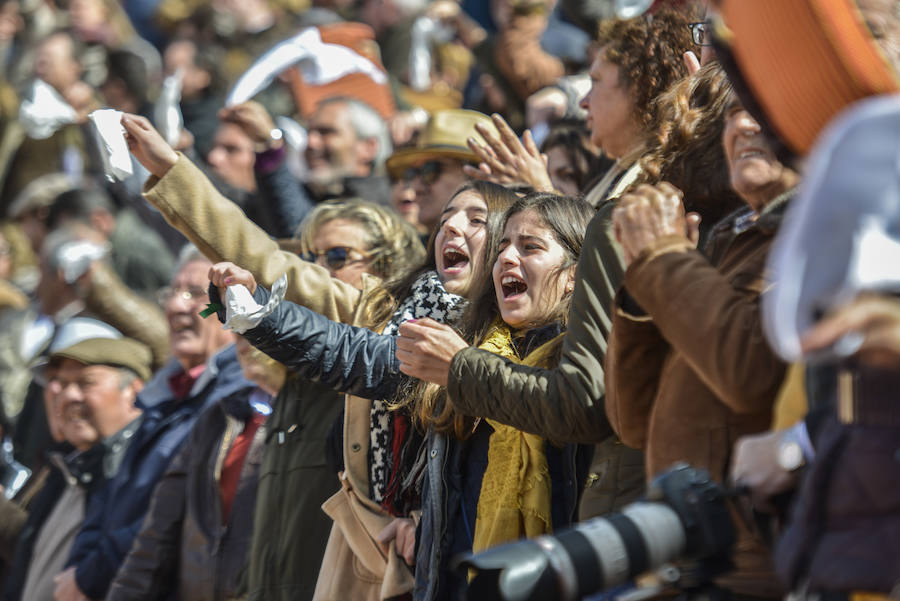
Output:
top-left (218, 101), bottom-right (281, 150)
top-left (121, 113), bottom-right (179, 178)
top-left (612, 182), bottom-right (701, 267)
top-left (464, 113), bottom-right (555, 193)
top-left (801, 295), bottom-right (900, 368)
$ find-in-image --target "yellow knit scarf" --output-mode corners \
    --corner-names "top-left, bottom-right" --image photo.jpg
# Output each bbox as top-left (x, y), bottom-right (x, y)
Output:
top-left (471, 321), bottom-right (554, 554)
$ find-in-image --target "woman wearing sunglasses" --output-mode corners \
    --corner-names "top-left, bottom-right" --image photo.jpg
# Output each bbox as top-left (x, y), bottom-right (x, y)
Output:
top-left (210, 180), bottom-right (517, 601)
top-left (122, 112), bottom-right (508, 601)
top-left (294, 199), bottom-right (425, 289)
top-left (209, 192), bottom-right (594, 601)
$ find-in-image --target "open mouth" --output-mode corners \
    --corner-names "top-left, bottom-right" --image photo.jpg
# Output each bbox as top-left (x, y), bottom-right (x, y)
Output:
top-left (736, 148), bottom-right (767, 161)
top-left (442, 246), bottom-right (470, 273)
top-left (169, 317), bottom-right (196, 336)
top-left (500, 275), bottom-right (528, 299)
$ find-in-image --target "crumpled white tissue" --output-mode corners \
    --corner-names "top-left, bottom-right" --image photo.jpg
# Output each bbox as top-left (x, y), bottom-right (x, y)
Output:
top-left (226, 27), bottom-right (387, 106)
top-left (19, 79), bottom-right (78, 140)
top-left (223, 274), bottom-right (288, 334)
top-left (89, 109), bottom-right (133, 181)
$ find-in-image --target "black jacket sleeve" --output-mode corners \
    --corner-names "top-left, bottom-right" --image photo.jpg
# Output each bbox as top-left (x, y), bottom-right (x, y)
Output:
top-left (210, 285), bottom-right (403, 400)
top-left (254, 159), bottom-right (315, 239)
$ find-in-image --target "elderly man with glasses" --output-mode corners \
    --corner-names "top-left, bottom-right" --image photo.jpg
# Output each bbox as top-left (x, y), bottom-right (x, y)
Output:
top-left (54, 246), bottom-right (255, 601)
top-left (3, 331), bottom-right (151, 601)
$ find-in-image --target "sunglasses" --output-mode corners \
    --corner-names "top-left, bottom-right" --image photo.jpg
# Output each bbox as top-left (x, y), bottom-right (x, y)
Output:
top-left (401, 160), bottom-right (452, 186)
top-left (302, 246), bottom-right (371, 271)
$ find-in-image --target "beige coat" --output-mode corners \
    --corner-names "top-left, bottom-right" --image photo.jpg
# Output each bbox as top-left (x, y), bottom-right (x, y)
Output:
top-left (143, 155), bottom-right (413, 600)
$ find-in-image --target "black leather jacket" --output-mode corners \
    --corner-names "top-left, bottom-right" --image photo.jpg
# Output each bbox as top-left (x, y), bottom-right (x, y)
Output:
top-left (211, 285), bottom-right (403, 400)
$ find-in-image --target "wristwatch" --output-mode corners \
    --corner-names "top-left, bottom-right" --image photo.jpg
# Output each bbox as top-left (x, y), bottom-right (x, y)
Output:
top-left (776, 431), bottom-right (806, 472)
top-left (256, 127), bottom-right (283, 152)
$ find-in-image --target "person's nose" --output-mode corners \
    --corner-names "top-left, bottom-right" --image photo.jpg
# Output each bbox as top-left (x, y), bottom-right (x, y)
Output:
top-left (306, 129), bottom-right (323, 151)
top-left (497, 244), bottom-right (519, 268)
top-left (578, 89), bottom-right (590, 111)
top-left (207, 146), bottom-right (225, 168)
top-left (442, 213), bottom-right (465, 238)
top-left (57, 380), bottom-right (84, 406)
top-left (734, 109), bottom-right (762, 137)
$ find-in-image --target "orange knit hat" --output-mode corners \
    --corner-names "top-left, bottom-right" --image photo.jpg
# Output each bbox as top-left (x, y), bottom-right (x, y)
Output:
top-left (717, 0), bottom-right (899, 155)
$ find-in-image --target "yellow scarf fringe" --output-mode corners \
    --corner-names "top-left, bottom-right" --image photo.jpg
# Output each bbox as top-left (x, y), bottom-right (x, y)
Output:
top-left (471, 322), bottom-right (555, 554)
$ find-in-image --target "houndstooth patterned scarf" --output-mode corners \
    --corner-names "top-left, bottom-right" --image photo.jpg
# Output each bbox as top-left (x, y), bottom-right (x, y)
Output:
top-left (369, 270), bottom-right (464, 503)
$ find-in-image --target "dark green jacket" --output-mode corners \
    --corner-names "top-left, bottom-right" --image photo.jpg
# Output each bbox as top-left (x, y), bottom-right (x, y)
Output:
top-left (446, 200), bottom-right (644, 519)
top-left (244, 374), bottom-right (343, 601)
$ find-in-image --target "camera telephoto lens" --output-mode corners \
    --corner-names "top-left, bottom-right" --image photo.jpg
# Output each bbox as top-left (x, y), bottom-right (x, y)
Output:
top-left (459, 464), bottom-right (736, 601)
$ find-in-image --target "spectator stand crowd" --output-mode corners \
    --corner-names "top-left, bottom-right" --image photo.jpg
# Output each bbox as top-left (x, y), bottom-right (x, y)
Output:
top-left (0, 1), bottom-right (897, 601)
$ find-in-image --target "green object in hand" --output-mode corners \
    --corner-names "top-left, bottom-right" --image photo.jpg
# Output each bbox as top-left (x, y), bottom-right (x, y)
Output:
top-left (199, 303), bottom-right (223, 319)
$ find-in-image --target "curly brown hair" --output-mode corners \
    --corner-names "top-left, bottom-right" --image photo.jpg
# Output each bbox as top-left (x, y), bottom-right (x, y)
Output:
top-left (634, 61), bottom-right (744, 238)
top-left (597, 8), bottom-right (694, 131)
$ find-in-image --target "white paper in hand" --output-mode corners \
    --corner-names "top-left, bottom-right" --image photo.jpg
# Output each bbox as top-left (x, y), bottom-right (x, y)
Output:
top-left (19, 79), bottom-right (78, 140)
top-left (223, 274), bottom-right (288, 334)
top-left (89, 109), bottom-right (134, 181)
top-left (226, 28), bottom-right (386, 106)
top-left (155, 69), bottom-right (184, 147)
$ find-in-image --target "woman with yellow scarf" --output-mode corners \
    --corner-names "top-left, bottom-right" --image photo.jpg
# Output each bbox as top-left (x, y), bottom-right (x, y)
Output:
top-left (209, 190), bottom-right (594, 601)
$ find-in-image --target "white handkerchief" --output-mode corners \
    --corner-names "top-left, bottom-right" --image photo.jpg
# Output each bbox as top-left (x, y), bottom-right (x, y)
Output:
top-left (226, 27), bottom-right (386, 106)
top-left (89, 109), bottom-right (133, 181)
top-left (56, 240), bottom-right (109, 283)
top-left (19, 79), bottom-right (77, 140)
top-left (223, 274), bottom-right (289, 333)
top-left (155, 69), bottom-right (184, 147)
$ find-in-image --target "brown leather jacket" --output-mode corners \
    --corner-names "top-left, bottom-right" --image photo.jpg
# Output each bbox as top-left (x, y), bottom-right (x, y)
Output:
top-left (605, 198), bottom-right (791, 598)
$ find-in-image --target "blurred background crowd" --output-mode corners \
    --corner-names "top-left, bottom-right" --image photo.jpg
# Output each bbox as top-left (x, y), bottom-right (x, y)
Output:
top-left (0, 0), bottom-right (898, 600)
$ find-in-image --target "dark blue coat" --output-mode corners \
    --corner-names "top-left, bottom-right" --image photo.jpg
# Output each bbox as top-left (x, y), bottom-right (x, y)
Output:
top-left (66, 345), bottom-right (255, 600)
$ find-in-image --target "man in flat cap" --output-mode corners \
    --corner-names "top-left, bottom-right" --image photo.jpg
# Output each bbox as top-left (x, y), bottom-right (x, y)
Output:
top-left (3, 336), bottom-right (151, 601)
top-left (56, 247), bottom-right (254, 601)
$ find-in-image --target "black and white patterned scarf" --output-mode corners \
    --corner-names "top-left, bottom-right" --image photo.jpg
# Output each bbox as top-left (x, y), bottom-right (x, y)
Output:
top-left (369, 270), bottom-right (465, 503)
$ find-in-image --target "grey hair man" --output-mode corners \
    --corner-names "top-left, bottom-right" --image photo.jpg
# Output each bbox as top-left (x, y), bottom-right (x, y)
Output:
top-left (304, 96), bottom-right (392, 192)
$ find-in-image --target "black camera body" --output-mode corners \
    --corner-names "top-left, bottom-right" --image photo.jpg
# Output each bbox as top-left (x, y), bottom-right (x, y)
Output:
top-left (458, 463), bottom-right (736, 601)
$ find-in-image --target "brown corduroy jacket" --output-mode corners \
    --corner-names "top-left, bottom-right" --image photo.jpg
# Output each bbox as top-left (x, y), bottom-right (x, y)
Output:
top-left (605, 198), bottom-right (791, 598)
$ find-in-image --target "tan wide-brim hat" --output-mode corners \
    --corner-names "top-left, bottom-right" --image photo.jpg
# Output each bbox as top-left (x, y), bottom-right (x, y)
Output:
top-left (50, 337), bottom-right (153, 381)
top-left (386, 109), bottom-right (499, 179)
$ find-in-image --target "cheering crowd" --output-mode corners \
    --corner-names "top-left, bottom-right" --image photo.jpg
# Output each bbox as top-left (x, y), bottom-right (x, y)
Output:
top-left (0, 0), bottom-right (898, 600)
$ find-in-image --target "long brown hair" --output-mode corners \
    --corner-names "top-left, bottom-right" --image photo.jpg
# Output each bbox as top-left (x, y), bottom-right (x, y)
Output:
top-left (365, 180), bottom-right (518, 328)
top-left (403, 192), bottom-right (594, 438)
